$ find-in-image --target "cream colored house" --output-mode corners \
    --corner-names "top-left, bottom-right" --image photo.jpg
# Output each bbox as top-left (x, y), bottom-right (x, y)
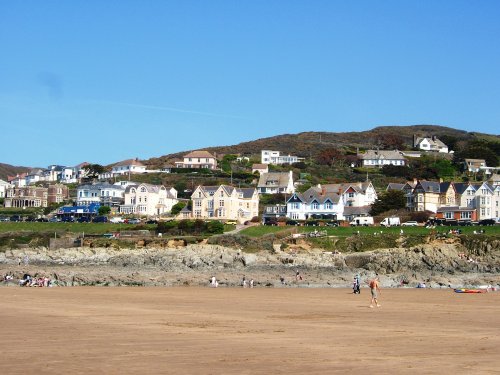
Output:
top-left (190, 185), bottom-right (259, 223)
top-left (120, 183), bottom-right (177, 216)
top-left (0, 179), bottom-right (12, 198)
top-left (175, 150), bottom-right (217, 170)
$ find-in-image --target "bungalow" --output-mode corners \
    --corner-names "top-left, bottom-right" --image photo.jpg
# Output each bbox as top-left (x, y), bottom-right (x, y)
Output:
top-left (261, 150), bottom-right (304, 165)
top-left (252, 163), bottom-right (269, 175)
top-left (175, 150), bottom-right (217, 170)
top-left (436, 206), bottom-right (476, 221)
top-left (111, 158), bottom-right (147, 176)
top-left (357, 150), bottom-right (407, 168)
top-left (257, 171), bottom-right (295, 195)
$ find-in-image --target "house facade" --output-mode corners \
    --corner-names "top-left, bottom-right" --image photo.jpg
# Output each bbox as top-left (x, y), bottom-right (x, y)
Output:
top-left (257, 171), bottom-right (295, 195)
top-left (286, 185), bottom-right (344, 221)
top-left (414, 136), bottom-right (449, 153)
top-left (175, 151), bottom-right (217, 169)
top-left (0, 179), bottom-right (12, 198)
top-left (252, 163), bottom-right (269, 175)
top-left (464, 159), bottom-right (487, 173)
top-left (321, 181), bottom-right (377, 207)
top-left (77, 182), bottom-right (128, 207)
top-left (190, 185), bottom-right (259, 223)
top-left (120, 183), bottom-right (178, 216)
top-left (111, 159), bottom-right (147, 176)
top-left (358, 150), bottom-right (407, 167)
top-left (261, 150), bottom-right (304, 165)
top-left (4, 184), bottom-right (69, 208)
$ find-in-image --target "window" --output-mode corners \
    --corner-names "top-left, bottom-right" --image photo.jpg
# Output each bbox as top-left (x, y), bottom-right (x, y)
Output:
top-left (325, 203), bottom-right (332, 210)
top-left (219, 200), bottom-right (224, 207)
top-left (312, 203), bottom-right (319, 210)
top-left (195, 200), bottom-right (202, 207)
top-left (445, 212), bottom-right (453, 219)
top-left (460, 212), bottom-right (471, 219)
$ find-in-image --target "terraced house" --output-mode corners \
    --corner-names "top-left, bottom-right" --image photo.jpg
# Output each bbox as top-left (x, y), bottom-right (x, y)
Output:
top-left (4, 184), bottom-right (68, 208)
top-left (190, 185), bottom-right (259, 223)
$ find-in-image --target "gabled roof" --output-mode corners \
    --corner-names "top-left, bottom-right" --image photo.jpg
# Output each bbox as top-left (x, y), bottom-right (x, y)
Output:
top-left (414, 181), bottom-right (441, 193)
top-left (415, 136), bottom-right (447, 148)
top-left (113, 159), bottom-right (145, 167)
top-left (184, 150), bottom-right (216, 159)
top-left (257, 172), bottom-right (292, 188)
top-left (343, 206), bottom-right (372, 216)
top-left (386, 183), bottom-right (406, 191)
top-left (358, 150), bottom-right (406, 160)
top-left (290, 186), bottom-right (342, 205)
top-left (453, 182), bottom-right (472, 195)
top-left (252, 164), bottom-right (268, 169)
top-left (322, 181), bottom-right (373, 195)
top-left (125, 183), bottom-right (161, 194)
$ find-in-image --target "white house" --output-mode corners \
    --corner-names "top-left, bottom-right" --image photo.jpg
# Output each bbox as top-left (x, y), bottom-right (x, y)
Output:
top-left (257, 171), bottom-right (295, 195)
top-left (120, 183), bottom-right (178, 216)
top-left (111, 158), bottom-right (147, 176)
top-left (77, 182), bottom-right (128, 207)
top-left (286, 185), bottom-right (345, 221)
top-left (7, 173), bottom-right (28, 187)
top-left (60, 162), bottom-right (90, 183)
top-left (175, 150), bottom-right (217, 169)
top-left (261, 150), bottom-right (304, 165)
top-left (358, 150), bottom-right (407, 167)
top-left (0, 179), bottom-right (12, 198)
top-left (464, 159), bottom-right (487, 173)
top-left (321, 181), bottom-right (377, 207)
top-left (414, 136), bottom-right (449, 153)
top-left (473, 182), bottom-right (495, 220)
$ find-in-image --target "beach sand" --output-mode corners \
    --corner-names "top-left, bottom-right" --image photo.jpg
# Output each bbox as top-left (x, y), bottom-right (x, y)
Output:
top-left (1, 287), bottom-right (499, 374)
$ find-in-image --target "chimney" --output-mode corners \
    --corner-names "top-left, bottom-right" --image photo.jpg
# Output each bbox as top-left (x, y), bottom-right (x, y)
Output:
top-left (413, 178), bottom-right (418, 185)
top-left (321, 187), bottom-right (326, 196)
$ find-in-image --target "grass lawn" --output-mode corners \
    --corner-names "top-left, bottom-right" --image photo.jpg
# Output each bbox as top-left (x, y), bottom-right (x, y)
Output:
top-left (0, 222), bottom-right (156, 235)
top-left (240, 224), bottom-right (500, 238)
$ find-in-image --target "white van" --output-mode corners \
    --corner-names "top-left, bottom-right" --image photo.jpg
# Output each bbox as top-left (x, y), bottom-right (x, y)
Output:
top-left (349, 217), bottom-right (374, 226)
top-left (380, 217), bottom-right (401, 227)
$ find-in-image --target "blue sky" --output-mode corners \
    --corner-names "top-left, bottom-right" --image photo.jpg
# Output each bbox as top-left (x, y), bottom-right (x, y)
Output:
top-left (1, 1), bottom-right (499, 167)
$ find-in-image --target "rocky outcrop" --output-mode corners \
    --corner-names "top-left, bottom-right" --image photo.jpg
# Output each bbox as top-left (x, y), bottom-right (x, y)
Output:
top-left (1, 239), bottom-right (499, 288)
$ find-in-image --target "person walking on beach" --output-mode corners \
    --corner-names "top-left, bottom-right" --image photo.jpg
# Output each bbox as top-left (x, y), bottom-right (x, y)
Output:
top-left (353, 274), bottom-right (361, 294)
top-left (369, 276), bottom-right (381, 308)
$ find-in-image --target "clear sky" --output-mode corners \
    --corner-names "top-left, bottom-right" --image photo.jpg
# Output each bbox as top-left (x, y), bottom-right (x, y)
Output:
top-left (1, 1), bottom-right (499, 167)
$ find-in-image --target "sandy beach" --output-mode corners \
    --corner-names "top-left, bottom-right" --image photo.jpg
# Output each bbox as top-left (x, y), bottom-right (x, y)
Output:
top-left (0, 287), bottom-right (499, 374)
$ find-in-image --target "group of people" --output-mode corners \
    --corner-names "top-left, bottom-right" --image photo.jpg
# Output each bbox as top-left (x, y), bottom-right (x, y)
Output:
top-left (18, 274), bottom-right (52, 287)
top-left (353, 274), bottom-right (381, 308)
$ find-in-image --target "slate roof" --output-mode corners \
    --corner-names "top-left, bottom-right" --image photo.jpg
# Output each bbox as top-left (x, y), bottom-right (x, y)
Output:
top-left (257, 172), bottom-right (292, 189)
top-left (184, 150), bottom-right (216, 159)
top-left (358, 150), bottom-right (406, 160)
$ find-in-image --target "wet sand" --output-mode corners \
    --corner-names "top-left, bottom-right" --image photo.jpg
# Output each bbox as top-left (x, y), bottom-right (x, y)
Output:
top-left (1, 287), bottom-right (499, 374)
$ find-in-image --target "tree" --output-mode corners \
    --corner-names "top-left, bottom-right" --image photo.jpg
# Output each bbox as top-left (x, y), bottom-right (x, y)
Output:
top-left (316, 148), bottom-right (345, 166)
top-left (98, 206), bottom-right (111, 216)
top-left (370, 190), bottom-right (406, 216)
top-left (170, 201), bottom-right (186, 216)
top-left (377, 134), bottom-right (405, 150)
top-left (82, 164), bottom-right (105, 180)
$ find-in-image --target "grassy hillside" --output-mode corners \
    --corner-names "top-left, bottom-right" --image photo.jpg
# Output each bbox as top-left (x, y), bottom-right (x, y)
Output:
top-left (0, 163), bottom-right (31, 181)
top-left (145, 125), bottom-right (495, 168)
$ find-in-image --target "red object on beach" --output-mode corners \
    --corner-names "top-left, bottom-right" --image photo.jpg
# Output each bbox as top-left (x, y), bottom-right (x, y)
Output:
top-left (454, 288), bottom-right (486, 294)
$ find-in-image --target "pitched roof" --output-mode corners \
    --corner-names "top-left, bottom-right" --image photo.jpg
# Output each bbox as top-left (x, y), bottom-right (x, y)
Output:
top-left (386, 183), bottom-right (406, 191)
top-left (292, 186), bottom-right (342, 205)
top-left (252, 164), bottom-right (268, 169)
top-left (257, 172), bottom-right (292, 188)
top-left (358, 150), bottom-right (406, 160)
top-left (113, 159), bottom-right (145, 167)
top-left (184, 150), bottom-right (216, 159)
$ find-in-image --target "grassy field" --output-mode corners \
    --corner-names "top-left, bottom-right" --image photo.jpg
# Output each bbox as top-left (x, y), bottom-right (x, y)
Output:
top-left (0, 222), bottom-right (156, 235)
top-left (240, 224), bottom-right (500, 238)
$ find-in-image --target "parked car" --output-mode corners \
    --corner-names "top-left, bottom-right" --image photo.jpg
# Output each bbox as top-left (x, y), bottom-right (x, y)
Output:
top-left (225, 220), bottom-right (237, 225)
top-left (457, 220), bottom-right (473, 226)
top-left (109, 216), bottom-right (124, 224)
top-left (10, 215), bottom-right (22, 222)
top-left (0, 216), bottom-right (10, 222)
top-left (145, 219), bottom-right (158, 224)
top-left (325, 221), bottom-right (339, 227)
top-left (48, 217), bottom-right (61, 223)
top-left (61, 216), bottom-right (75, 222)
top-left (478, 219), bottom-right (496, 226)
top-left (36, 217), bottom-right (49, 222)
top-left (286, 220), bottom-right (300, 226)
top-left (77, 216), bottom-right (91, 223)
top-left (264, 219), bottom-right (278, 226)
top-left (401, 221), bottom-right (418, 227)
top-left (125, 218), bottom-right (141, 224)
top-left (92, 216), bottom-right (108, 223)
